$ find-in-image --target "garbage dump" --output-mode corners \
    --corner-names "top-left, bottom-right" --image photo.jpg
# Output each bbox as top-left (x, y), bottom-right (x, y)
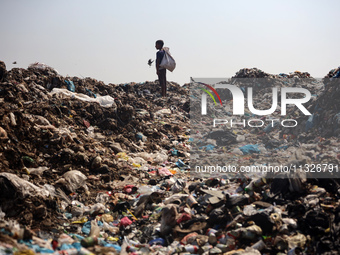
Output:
top-left (0, 62), bottom-right (339, 254)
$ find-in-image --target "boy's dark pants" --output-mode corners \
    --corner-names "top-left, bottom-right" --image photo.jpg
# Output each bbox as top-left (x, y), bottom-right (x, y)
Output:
top-left (158, 69), bottom-right (167, 97)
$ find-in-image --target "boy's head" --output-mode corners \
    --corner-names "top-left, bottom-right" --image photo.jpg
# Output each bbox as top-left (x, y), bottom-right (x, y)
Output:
top-left (155, 40), bottom-right (164, 50)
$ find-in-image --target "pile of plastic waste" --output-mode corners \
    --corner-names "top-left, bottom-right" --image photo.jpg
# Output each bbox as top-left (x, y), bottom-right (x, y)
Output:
top-left (0, 61), bottom-right (339, 254)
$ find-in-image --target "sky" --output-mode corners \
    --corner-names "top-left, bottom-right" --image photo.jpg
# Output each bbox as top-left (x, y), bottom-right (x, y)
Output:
top-left (1, 0), bottom-right (339, 85)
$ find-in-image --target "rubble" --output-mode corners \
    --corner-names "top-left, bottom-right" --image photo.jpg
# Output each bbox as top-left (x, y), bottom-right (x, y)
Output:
top-left (0, 62), bottom-right (339, 254)
top-left (303, 67), bottom-right (340, 138)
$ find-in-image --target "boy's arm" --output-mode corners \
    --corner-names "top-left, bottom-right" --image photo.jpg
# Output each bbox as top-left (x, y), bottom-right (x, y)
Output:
top-left (156, 52), bottom-right (160, 75)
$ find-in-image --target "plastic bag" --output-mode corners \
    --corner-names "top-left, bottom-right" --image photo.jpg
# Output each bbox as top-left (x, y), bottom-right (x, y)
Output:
top-left (89, 220), bottom-right (100, 237)
top-left (239, 144), bottom-right (261, 155)
top-left (138, 185), bottom-right (157, 195)
top-left (28, 62), bottom-right (59, 74)
top-left (65, 80), bottom-right (76, 92)
top-left (56, 170), bottom-right (88, 193)
top-left (160, 47), bottom-right (176, 72)
top-left (95, 95), bottom-right (116, 108)
top-left (27, 166), bottom-right (49, 176)
top-left (49, 88), bottom-right (115, 108)
top-left (71, 205), bottom-right (85, 217)
top-left (102, 221), bottom-right (119, 234)
top-left (0, 172), bottom-right (50, 198)
top-left (152, 153), bottom-right (168, 164)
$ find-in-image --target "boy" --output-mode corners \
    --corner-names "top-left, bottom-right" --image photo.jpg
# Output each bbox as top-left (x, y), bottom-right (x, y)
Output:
top-left (155, 40), bottom-right (167, 97)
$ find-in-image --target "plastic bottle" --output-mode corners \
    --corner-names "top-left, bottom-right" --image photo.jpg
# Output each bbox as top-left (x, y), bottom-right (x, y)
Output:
top-left (244, 177), bottom-right (266, 193)
top-left (186, 195), bottom-right (198, 207)
top-left (184, 245), bottom-right (199, 253)
top-left (216, 243), bottom-right (229, 253)
top-left (206, 228), bottom-right (218, 236)
top-left (174, 245), bottom-right (199, 253)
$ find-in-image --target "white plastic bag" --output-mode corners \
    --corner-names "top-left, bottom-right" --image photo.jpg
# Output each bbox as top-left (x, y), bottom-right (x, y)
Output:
top-left (0, 172), bottom-right (50, 198)
top-left (49, 88), bottom-right (115, 108)
top-left (28, 62), bottom-right (59, 74)
top-left (160, 47), bottom-right (176, 72)
top-left (55, 170), bottom-right (88, 193)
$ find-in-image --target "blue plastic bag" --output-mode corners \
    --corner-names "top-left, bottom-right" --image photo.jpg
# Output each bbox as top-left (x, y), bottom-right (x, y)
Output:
top-left (65, 80), bottom-right (75, 92)
top-left (305, 114), bottom-right (314, 132)
top-left (239, 144), bottom-right (260, 155)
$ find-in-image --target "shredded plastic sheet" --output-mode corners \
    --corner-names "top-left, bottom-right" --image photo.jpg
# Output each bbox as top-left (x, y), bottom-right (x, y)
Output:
top-left (155, 109), bottom-right (172, 116)
top-left (28, 62), bottom-right (59, 74)
top-left (134, 151), bottom-right (168, 163)
top-left (49, 88), bottom-right (115, 108)
top-left (0, 172), bottom-right (50, 198)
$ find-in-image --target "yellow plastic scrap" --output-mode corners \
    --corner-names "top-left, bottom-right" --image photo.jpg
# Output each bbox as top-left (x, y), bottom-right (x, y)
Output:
top-left (107, 236), bottom-right (119, 242)
top-left (14, 250), bottom-right (35, 255)
top-left (72, 217), bottom-right (88, 224)
top-left (132, 163), bottom-right (141, 168)
top-left (116, 152), bottom-right (129, 161)
top-left (101, 214), bottom-right (114, 223)
top-left (23, 167), bottom-right (30, 175)
top-left (127, 208), bottom-right (138, 221)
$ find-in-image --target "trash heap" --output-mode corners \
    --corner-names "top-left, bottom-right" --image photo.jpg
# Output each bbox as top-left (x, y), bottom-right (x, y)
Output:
top-left (324, 66), bottom-right (340, 79)
top-left (190, 68), bottom-right (325, 167)
top-left (232, 68), bottom-right (272, 78)
top-left (0, 61), bottom-right (340, 254)
top-left (303, 67), bottom-right (340, 137)
top-left (233, 68), bottom-right (311, 79)
top-left (189, 68), bottom-right (340, 253)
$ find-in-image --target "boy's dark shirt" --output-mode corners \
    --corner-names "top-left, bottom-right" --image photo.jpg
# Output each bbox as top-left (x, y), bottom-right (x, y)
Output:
top-left (156, 49), bottom-right (165, 68)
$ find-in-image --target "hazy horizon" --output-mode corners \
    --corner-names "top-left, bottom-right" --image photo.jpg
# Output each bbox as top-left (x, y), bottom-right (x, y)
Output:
top-left (1, 0), bottom-right (339, 86)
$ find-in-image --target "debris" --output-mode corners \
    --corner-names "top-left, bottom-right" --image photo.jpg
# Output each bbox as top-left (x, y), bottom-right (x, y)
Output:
top-left (0, 62), bottom-right (339, 254)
